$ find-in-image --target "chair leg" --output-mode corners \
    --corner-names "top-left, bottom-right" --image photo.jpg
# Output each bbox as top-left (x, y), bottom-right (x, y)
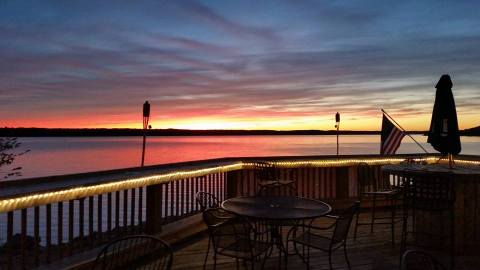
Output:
top-left (261, 253), bottom-right (268, 270)
top-left (328, 249), bottom-right (333, 270)
top-left (293, 242), bottom-right (309, 268)
top-left (343, 243), bottom-right (351, 270)
top-left (213, 253), bottom-right (217, 270)
top-left (354, 211), bottom-right (360, 240)
top-left (450, 210), bottom-right (455, 270)
top-left (400, 210), bottom-right (408, 266)
top-left (204, 237), bottom-right (211, 269)
top-left (371, 194), bottom-right (377, 233)
top-left (391, 197), bottom-right (396, 246)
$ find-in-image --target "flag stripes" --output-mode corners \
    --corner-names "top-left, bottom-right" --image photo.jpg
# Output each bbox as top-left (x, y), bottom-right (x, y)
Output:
top-left (381, 114), bottom-right (405, 155)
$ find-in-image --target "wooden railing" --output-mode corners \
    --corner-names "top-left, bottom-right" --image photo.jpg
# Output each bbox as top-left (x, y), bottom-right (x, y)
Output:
top-left (1, 154), bottom-right (479, 269)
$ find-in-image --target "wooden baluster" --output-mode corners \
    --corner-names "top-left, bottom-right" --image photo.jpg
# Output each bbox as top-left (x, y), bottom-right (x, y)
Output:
top-left (138, 187), bottom-right (143, 230)
top-left (186, 178), bottom-right (190, 215)
top-left (131, 188), bottom-right (136, 232)
top-left (204, 174), bottom-right (208, 194)
top-left (46, 204), bottom-right (51, 262)
top-left (308, 168), bottom-right (315, 199)
top-left (21, 209), bottom-right (27, 269)
top-left (164, 183), bottom-right (169, 221)
top-left (115, 191), bottom-right (120, 234)
top-left (222, 172), bottom-right (226, 200)
top-left (34, 206), bottom-right (40, 266)
top-left (175, 180), bottom-right (180, 217)
top-left (107, 193), bottom-right (112, 237)
top-left (79, 198), bottom-right (84, 246)
top-left (159, 184), bottom-right (163, 225)
top-left (97, 195), bottom-right (102, 243)
top-left (170, 182), bottom-right (174, 220)
top-left (146, 184), bottom-right (163, 234)
top-left (216, 173), bottom-right (220, 201)
top-left (68, 200), bottom-right (74, 256)
top-left (180, 179), bottom-right (185, 216)
top-left (7, 211), bottom-right (13, 270)
top-left (88, 196), bottom-right (94, 247)
top-left (195, 177), bottom-right (200, 211)
top-left (123, 190), bottom-right (128, 232)
top-left (58, 202), bottom-right (63, 258)
top-left (239, 170), bottom-right (244, 196)
top-left (209, 174), bottom-right (213, 197)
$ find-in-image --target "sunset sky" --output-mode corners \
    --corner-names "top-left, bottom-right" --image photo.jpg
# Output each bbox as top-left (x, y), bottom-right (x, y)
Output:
top-left (1, 0), bottom-right (479, 131)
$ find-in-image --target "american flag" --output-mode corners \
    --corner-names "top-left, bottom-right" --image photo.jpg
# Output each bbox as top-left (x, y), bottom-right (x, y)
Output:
top-left (380, 114), bottom-right (405, 155)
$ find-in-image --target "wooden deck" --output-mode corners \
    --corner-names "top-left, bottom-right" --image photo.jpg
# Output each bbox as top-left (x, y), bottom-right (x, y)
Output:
top-left (172, 213), bottom-right (480, 270)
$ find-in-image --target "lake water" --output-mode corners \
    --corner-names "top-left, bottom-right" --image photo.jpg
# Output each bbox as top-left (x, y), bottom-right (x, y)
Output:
top-left (1, 135), bottom-right (480, 245)
top-left (6, 135), bottom-right (480, 180)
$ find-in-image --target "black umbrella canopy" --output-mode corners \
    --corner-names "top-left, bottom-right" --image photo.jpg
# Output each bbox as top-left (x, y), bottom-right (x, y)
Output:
top-left (427, 74), bottom-right (461, 155)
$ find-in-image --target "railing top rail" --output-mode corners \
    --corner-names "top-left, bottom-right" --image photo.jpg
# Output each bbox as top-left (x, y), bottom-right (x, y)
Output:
top-left (1, 153), bottom-right (479, 212)
top-left (1, 153), bottom-right (433, 196)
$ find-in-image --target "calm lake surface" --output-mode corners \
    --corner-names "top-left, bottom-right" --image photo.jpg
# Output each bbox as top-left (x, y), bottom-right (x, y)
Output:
top-left (1, 135), bottom-right (480, 245)
top-left (7, 135), bottom-right (480, 180)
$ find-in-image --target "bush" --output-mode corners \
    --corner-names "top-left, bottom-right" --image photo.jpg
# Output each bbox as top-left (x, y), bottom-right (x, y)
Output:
top-left (0, 137), bottom-right (29, 179)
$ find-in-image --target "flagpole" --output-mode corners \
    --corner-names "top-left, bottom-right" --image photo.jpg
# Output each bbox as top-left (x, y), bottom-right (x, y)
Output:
top-left (381, 109), bottom-right (429, 154)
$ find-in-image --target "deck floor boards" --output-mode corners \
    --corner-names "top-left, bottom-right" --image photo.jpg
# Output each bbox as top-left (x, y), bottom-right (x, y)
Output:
top-left (172, 212), bottom-right (480, 269)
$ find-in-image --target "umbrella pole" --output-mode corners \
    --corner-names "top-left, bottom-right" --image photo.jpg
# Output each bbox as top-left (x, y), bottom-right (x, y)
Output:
top-left (448, 154), bottom-right (455, 168)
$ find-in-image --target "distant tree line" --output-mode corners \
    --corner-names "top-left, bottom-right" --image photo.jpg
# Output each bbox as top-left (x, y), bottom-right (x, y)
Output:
top-left (0, 127), bottom-right (429, 137)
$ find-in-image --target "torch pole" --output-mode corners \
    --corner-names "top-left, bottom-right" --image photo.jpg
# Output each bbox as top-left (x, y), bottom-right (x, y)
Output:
top-left (335, 112), bottom-right (340, 156)
top-left (141, 101), bottom-right (150, 167)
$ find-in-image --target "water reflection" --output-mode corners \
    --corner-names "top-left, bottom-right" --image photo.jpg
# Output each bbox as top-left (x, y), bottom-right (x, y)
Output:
top-left (8, 135), bottom-right (480, 179)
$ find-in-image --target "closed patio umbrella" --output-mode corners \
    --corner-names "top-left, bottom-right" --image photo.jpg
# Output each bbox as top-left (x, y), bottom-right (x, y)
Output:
top-left (427, 74), bottom-right (461, 163)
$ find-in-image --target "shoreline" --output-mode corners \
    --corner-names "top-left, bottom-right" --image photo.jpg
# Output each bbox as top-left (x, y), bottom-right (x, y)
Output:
top-left (1, 127), bottom-right (426, 137)
top-left (2, 127), bottom-right (478, 137)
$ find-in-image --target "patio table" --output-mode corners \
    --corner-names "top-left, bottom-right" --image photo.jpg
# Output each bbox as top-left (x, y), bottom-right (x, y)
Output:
top-left (221, 196), bottom-right (331, 268)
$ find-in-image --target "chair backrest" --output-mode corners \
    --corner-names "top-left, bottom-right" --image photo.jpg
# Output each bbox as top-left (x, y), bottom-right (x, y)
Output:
top-left (401, 250), bottom-right (447, 270)
top-left (195, 191), bottom-right (220, 211)
top-left (253, 161), bottom-right (276, 181)
top-left (202, 208), bottom-right (252, 251)
top-left (92, 235), bottom-right (173, 270)
top-left (357, 163), bottom-right (393, 194)
top-left (331, 201), bottom-right (360, 244)
top-left (403, 171), bottom-right (455, 211)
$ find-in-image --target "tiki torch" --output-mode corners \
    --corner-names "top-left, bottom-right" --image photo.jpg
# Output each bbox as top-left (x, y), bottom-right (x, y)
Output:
top-left (335, 112), bottom-right (340, 156)
top-left (141, 101), bottom-right (150, 167)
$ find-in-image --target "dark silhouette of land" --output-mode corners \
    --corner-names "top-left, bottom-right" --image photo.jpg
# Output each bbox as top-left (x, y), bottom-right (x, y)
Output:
top-left (0, 127), bottom-right (431, 137)
top-left (462, 125), bottom-right (480, 136)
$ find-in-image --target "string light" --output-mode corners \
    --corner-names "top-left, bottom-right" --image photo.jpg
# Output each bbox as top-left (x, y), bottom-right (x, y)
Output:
top-left (1, 156), bottom-right (478, 212)
top-left (0, 163), bottom-right (243, 212)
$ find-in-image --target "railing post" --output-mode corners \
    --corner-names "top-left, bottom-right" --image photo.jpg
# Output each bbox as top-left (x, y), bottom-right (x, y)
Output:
top-left (225, 170), bottom-right (240, 199)
top-left (335, 166), bottom-right (350, 199)
top-left (146, 184), bottom-right (163, 234)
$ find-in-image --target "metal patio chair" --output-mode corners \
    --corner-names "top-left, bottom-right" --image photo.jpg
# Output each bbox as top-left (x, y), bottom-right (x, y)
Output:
top-left (401, 250), bottom-right (447, 270)
top-left (289, 201), bottom-right (360, 270)
top-left (253, 161), bottom-right (296, 196)
top-left (353, 163), bottom-right (402, 245)
top-left (196, 191), bottom-right (222, 211)
top-left (400, 171), bottom-right (455, 269)
top-left (203, 208), bottom-right (271, 270)
top-left (92, 235), bottom-right (173, 270)
top-left (195, 191), bottom-right (237, 268)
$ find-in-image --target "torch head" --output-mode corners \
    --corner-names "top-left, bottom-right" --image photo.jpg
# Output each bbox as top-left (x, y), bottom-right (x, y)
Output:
top-left (143, 101), bottom-right (150, 117)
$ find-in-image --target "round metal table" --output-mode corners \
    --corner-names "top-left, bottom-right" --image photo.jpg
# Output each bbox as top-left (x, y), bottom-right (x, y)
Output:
top-left (221, 196), bottom-right (331, 268)
top-left (221, 196), bottom-right (331, 221)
